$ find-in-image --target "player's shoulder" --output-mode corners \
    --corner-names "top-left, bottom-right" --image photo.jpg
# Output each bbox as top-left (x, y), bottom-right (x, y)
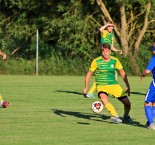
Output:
top-left (150, 55), bottom-right (155, 61)
top-left (110, 56), bottom-right (119, 61)
top-left (94, 56), bottom-right (102, 60)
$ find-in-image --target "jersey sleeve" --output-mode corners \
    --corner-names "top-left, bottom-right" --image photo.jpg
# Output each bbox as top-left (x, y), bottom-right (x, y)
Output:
top-left (146, 56), bottom-right (155, 71)
top-left (101, 30), bottom-right (107, 38)
top-left (89, 59), bottom-right (97, 72)
top-left (115, 58), bottom-right (123, 70)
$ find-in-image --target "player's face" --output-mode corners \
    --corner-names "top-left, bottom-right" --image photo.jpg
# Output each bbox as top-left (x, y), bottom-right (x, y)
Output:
top-left (107, 26), bottom-right (114, 32)
top-left (101, 47), bottom-right (111, 59)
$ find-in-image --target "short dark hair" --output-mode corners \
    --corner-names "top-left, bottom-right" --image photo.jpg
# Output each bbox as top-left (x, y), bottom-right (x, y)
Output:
top-left (101, 43), bottom-right (111, 50)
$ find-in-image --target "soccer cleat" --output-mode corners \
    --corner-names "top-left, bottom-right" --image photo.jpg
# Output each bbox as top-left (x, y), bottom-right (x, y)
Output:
top-left (147, 125), bottom-right (155, 130)
top-left (110, 116), bottom-right (122, 124)
top-left (85, 94), bottom-right (95, 98)
top-left (145, 121), bottom-right (149, 128)
top-left (123, 114), bottom-right (132, 123)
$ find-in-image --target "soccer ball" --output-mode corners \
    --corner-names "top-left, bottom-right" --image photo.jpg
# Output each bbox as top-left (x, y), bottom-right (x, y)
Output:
top-left (1, 100), bottom-right (9, 108)
top-left (91, 101), bottom-right (104, 113)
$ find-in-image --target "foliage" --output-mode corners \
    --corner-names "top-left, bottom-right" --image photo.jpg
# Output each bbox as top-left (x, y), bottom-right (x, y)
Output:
top-left (0, 0), bottom-right (154, 75)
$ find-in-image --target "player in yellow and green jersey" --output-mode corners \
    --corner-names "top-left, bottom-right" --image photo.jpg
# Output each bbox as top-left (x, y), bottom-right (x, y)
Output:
top-left (83, 43), bottom-right (132, 123)
top-left (100, 23), bottom-right (122, 54)
top-left (86, 22), bottom-right (122, 98)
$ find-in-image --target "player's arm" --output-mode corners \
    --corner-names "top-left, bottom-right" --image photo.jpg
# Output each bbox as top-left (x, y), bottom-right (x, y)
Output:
top-left (83, 71), bottom-right (93, 94)
top-left (111, 46), bottom-right (122, 54)
top-left (119, 69), bottom-right (130, 96)
top-left (99, 23), bottom-right (114, 33)
top-left (111, 36), bottom-right (122, 54)
top-left (140, 69), bottom-right (151, 79)
top-left (140, 56), bottom-right (155, 79)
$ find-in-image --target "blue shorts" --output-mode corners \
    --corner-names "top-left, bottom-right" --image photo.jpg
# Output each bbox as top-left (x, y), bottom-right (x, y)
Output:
top-left (145, 80), bottom-right (155, 103)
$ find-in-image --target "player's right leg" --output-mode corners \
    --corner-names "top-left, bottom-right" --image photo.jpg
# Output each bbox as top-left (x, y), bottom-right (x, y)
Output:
top-left (86, 82), bottom-right (96, 98)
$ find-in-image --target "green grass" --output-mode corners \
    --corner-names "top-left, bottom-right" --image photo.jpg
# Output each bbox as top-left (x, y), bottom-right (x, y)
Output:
top-left (0, 75), bottom-right (155, 145)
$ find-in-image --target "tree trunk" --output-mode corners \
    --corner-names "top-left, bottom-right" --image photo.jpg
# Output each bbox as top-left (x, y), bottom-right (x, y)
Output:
top-left (96, 0), bottom-right (120, 37)
top-left (120, 4), bottom-right (129, 57)
top-left (134, 2), bottom-right (151, 53)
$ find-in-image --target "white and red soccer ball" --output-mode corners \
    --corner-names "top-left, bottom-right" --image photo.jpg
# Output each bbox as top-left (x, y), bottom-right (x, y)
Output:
top-left (91, 101), bottom-right (104, 113)
top-left (1, 100), bottom-right (9, 108)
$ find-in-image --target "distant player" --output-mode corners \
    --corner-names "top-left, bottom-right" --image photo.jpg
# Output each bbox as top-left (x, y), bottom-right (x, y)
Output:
top-left (86, 22), bottom-right (122, 98)
top-left (140, 55), bottom-right (155, 130)
top-left (0, 50), bottom-right (7, 60)
top-left (0, 50), bottom-right (8, 108)
top-left (100, 23), bottom-right (122, 54)
top-left (83, 43), bottom-right (132, 123)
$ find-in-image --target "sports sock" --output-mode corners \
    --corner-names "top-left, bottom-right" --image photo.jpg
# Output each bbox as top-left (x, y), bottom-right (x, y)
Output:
top-left (145, 106), bottom-right (154, 124)
top-left (0, 95), bottom-right (3, 101)
top-left (88, 82), bottom-right (96, 94)
top-left (105, 103), bottom-right (118, 117)
top-left (152, 106), bottom-right (155, 118)
top-left (0, 95), bottom-right (3, 106)
top-left (124, 105), bottom-right (130, 115)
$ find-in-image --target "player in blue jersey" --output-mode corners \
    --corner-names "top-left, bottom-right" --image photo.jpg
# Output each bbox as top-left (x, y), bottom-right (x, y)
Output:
top-left (140, 55), bottom-right (155, 130)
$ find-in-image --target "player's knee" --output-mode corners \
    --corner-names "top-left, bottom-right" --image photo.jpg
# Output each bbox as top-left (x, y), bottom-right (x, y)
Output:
top-left (98, 91), bottom-right (108, 98)
top-left (118, 96), bottom-right (131, 107)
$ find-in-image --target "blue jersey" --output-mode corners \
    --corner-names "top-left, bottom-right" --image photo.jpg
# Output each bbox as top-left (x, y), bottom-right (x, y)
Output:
top-left (152, 46), bottom-right (155, 51)
top-left (146, 56), bottom-right (155, 80)
top-left (145, 56), bottom-right (155, 102)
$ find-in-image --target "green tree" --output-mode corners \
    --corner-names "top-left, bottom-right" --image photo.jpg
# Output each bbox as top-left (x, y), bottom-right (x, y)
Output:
top-left (95, 0), bottom-right (155, 73)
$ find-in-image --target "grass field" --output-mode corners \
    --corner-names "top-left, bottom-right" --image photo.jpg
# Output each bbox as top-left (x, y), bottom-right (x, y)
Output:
top-left (0, 75), bottom-right (155, 145)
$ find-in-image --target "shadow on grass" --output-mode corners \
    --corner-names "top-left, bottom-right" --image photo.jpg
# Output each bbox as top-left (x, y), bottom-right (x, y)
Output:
top-left (56, 90), bottom-right (146, 97)
top-left (121, 118), bottom-right (145, 128)
top-left (52, 109), bottom-right (109, 123)
top-left (56, 90), bottom-right (83, 95)
top-left (130, 92), bottom-right (146, 96)
top-left (52, 109), bottom-right (145, 128)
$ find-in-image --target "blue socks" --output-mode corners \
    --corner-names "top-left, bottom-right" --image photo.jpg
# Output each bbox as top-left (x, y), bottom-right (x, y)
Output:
top-left (152, 106), bottom-right (155, 118)
top-left (145, 106), bottom-right (154, 125)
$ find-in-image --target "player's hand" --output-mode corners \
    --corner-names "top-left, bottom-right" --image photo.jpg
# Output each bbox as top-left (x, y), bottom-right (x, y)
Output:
top-left (83, 88), bottom-right (87, 95)
top-left (2, 53), bottom-right (7, 60)
top-left (118, 50), bottom-right (123, 54)
top-left (125, 87), bottom-right (130, 97)
top-left (140, 75), bottom-right (142, 80)
top-left (106, 23), bottom-right (115, 27)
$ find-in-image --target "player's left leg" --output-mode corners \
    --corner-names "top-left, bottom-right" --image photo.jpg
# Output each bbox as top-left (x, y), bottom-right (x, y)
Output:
top-left (144, 102), bottom-right (155, 129)
top-left (144, 87), bottom-right (155, 129)
top-left (108, 84), bottom-right (132, 123)
top-left (118, 96), bottom-right (132, 123)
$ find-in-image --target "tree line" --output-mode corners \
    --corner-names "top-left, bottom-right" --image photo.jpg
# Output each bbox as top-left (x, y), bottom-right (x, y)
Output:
top-left (0, 0), bottom-right (154, 75)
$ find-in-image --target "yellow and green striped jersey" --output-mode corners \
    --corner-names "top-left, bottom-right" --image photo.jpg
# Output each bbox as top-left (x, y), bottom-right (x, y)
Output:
top-left (100, 30), bottom-right (113, 46)
top-left (89, 56), bottom-right (123, 86)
